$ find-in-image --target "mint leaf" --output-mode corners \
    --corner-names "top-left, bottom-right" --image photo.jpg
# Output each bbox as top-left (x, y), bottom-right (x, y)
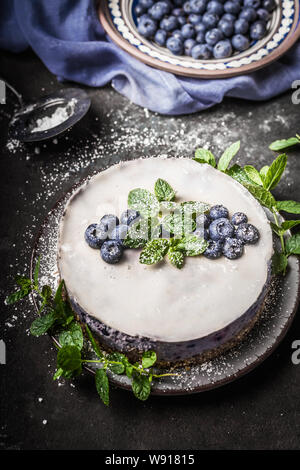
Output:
top-left (5, 287), bottom-right (31, 305)
top-left (154, 178), bottom-right (175, 202)
top-left (59, 321), bottom-right (83, 350)
top-left (217, 141), bottom-right (240, 172)
top-left (281, 220), bottom-right (300, 232)
top-left (264, 153), bottom-right (287, 190)
top-left (194, 148), bottom-right (216, 168)
top-left (168, 247), bottom-right (184, 269)
top-left (15, 276), bottom-right (32, 289)
top-left (286, 234), bottom-right (300, 255)
top-left (243, 184), bottom-right (276, 210)
top-left (180, 201), bottom-right (210, 216)
top-left (85, 325), bottom-right (103, 359)
top-left (277, 200), bottom-right (300, 214)
top-left (272, 252), bottom-right (288, 275)
top-left (226, 164), bottom-right (253, 185)
top-left (139, 239), bottom-right (170, 265)
top-left (34, 256), bottom-right (41, 287)
top-left (57, 345), bottom-right (82, 372)
top-left (269, 137), bottom-right (300, 151)
top-left (243, 165), bottom-right (263, 186)
top-left (128, 188), bottom-right (159, 218)
top-left (142, 351), bottom-right (157, 368)
top-left (132, 374), bottom-right (151, 401)
top-left (107, 352), bottom-right (126, 375)
top-left (270, 222), bottom-right (284, 237)
top-left (260, 165), bottom-right (269, 182)
top-left (159, 201), bottom-right (180, 215)
top-left (162, 212), bottom-right (196, 237)
top-left (95, 368), bottom-right (109, 406)
top-left (125, 364), bottom-right (134, 379)
top-left (177, 234), bottom-right (208, 256)
top-left (30, 312), bottom-right (56, 336)
top-left (124, 217), bottom-right (160, 248)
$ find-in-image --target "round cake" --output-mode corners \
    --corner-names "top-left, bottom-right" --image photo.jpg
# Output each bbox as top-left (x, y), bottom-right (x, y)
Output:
top-left (58, 157), bottom-right (273, 362)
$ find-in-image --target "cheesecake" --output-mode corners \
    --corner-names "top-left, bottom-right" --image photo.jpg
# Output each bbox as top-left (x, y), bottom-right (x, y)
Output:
top-left (58, 157), bottom-right (273, 362)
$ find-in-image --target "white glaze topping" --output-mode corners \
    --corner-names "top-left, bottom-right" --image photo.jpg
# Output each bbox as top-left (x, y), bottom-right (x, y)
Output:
top-left (58, 158), bottom-right (273, 342)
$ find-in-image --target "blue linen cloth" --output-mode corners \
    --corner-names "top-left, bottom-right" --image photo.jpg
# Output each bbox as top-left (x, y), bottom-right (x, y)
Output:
top-left (0, 0), bottom-right (299, 115)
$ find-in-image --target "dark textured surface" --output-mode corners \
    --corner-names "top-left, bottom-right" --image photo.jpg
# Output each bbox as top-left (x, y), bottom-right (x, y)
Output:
top-left (1, 49), bottom-right (300, 450)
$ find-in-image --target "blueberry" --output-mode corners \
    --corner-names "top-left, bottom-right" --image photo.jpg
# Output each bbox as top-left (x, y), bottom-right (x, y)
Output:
top-left (207, 1), bottom-right (224, 16)
top-left (189, 0), bottom-right (207, 14)
top-left (149, 1), bottom-right (171, 20)
top-left (235, 223), bottom-right (260, 244)
top-left (209, 218), bottom-right (235, 241)
top-left (177, 15), bottom-right (187, 26)
top-left (191, 43), bottom-right (212, 59)
top-left (218, 19), bottom-right (234, 37)
top-left (188, 13), bottom-right (202, 24)
top-left (172, 8), bottom-right (184, 16)
top-left (195, 213), bottom-right (211, 228)
top-left (110, 224), bottom-right (128, 248)
top-left (120, 209), bottom-right (140, 226)
top-left (232, 33), bottom-right (250, 51)
top-left (231, 212), bottom-right (248, 225)
top-left (138, 16), bottom-right (157, 38)
top-left (181, 23), bottom-right (196, 39)
top-left (195, 22), bottom-right (207, 33)
top-left (202, 12), bottom-right (220, 29)
top-left (250, 21), bottom-right (267, 40)
top-left (154, 29), bottom-right (167, 46)
top-left (100, 214), bottom-right (119, 234)
top-left (222, 13), bottom-right (235, 23)
top-left (234, 18), bottom-right (249, 34)
top-left (85, 223), bottom-right (107, 249)
top-left (134, 5), bottom-right (146, 17)
top-left (213, 39), bottom-right (233, 58)
top-left (196, 31), bottom-right (206, 43)
top-left (100, 240), bottom-right (123, 264)
top-left (184, 38), bottom-right (197, 55)
top-left (160, 15), bottom-right (178, 31)
top-left (256, 8), bottom-right (271, 22)
top-left (209, 204), bottom-right (229, 220)
top-left (205, 28), bottom-right (223, 46)
top-left (183, 1), bottom-right (192, 14)
top-left (193, 226), bottom-right (210, 240)
top-left (166, 36), bottom-right (184, 54)
top-left (239, 7), bottom-right (257, 22)
top-left (244, 0), bottom-right (261, 8)
top-left (139, 0), bottom-right (155, 8)
top-left (204, 240), bottom-right (223, 259)
top-left (224, 1), bottom-right (241, 15)
top-left (262, 0), bottom-right (276, 12)
top-left (222, 238), bottom-right (244, 259)
top-left (172, 29), bottom-right (184, 39)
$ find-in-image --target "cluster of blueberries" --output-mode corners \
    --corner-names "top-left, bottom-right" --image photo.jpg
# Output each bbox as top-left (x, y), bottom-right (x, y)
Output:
top-left (84, 204), bottom-right (260, 264)
top-left (135, 0), bottom-right (276, 59)
top-left (196, 204), bottom-right (260, 260)
top-left (85, 210), bottom-right (140, 264)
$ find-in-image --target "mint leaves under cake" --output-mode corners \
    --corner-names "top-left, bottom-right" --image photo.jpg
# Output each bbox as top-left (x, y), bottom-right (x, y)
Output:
top-left (84, 177), bottom-right (260, 268)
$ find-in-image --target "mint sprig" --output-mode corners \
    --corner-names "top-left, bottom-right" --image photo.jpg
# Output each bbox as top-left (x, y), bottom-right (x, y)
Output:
top-left (194, 141), bottom-right (300, 275)
top-left (5, 263), bottom-right (178, 406)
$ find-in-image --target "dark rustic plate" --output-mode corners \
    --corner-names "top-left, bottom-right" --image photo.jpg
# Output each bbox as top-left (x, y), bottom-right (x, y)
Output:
top-left (99, 0), bottom-right (300, 79)
top-left (30, 173), bottom-right (300, 395)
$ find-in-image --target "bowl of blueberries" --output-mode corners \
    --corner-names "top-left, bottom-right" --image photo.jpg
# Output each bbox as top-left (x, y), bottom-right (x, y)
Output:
top-left (99, 0), bottom-right (300, 77)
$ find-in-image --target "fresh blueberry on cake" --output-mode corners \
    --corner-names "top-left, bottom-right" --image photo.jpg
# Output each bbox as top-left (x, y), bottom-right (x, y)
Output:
top-left (58, 157), bottom-right (273, 363)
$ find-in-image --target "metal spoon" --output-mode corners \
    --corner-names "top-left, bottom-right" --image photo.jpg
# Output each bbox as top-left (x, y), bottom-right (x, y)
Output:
top-left (6, 83), bottom-right (91, 142)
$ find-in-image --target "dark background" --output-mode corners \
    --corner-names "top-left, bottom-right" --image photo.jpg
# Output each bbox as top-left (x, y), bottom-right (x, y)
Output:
top-left (1, 48), bottom-right (300, 451)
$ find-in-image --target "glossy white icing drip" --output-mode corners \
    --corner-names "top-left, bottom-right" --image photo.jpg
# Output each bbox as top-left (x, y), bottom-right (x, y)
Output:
top-left (58, 158), bottom-right (273, 342)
